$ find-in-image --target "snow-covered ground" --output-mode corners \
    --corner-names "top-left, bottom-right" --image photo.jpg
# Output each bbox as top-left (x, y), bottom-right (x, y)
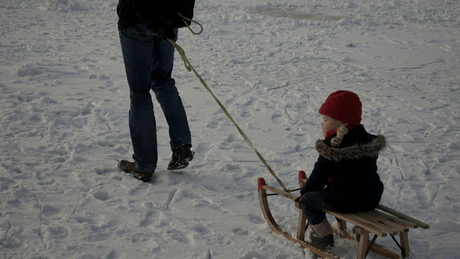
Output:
top-left (1, 0), bottom-right (459, 258)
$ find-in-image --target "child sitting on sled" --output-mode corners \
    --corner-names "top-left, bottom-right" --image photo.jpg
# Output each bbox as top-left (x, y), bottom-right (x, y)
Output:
top-left (299, 90), bottom-right (386, 248)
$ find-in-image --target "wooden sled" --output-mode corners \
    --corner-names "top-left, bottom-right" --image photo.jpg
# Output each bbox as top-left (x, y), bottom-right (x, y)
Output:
top-left (258, 171), bottom-right (430, 259)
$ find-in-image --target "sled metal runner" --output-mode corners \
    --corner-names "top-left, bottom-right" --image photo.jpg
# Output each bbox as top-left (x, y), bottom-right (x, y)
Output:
top-left (257, 171), bottom-right (429, 259)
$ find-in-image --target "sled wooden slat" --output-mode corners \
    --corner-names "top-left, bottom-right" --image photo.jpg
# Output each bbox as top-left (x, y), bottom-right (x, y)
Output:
top-left (258, 172), bottom-right (430, 259)
top-left (354, 212), bottom-right (403, 234)
top-left (377, 204), bottom-right (430, 229)
top-left (364, 210), bottom-right (410, 232)
top-left (367, 209), bottom-right (417, 229)
top-left (324, 209), bottom-right (390, 237)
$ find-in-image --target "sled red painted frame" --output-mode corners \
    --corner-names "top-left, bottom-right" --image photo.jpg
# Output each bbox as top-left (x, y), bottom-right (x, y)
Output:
top-left (257, 171), bottom-right (429, 259)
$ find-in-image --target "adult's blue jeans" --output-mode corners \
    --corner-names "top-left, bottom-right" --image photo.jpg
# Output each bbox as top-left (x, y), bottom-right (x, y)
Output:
top-left (300, 191), bottom-right (333, 225)
top-left (119, 23), bottom-right (192, 174)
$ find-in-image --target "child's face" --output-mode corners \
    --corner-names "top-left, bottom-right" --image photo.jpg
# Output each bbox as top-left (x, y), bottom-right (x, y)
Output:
top-left (321, 114), bottom-right (338, 137)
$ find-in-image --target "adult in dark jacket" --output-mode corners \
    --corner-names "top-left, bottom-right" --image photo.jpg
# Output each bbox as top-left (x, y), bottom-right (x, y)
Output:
top-left (117, 0), bottom-right (195, 39)
top-left (117, 0), bottom-right (196, 182)
top-left (300, 90), bottom-right (386, 248)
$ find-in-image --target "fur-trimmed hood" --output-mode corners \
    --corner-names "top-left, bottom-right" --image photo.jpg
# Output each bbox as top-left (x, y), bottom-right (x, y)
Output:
top-left (316, 135), bottom-right (387, 162)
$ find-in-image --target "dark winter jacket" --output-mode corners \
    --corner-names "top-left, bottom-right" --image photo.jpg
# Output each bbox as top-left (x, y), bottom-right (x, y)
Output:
top-left (117, 0), bottom-right (195, 32)
top-left (300, 125), bottom-right (386, 213)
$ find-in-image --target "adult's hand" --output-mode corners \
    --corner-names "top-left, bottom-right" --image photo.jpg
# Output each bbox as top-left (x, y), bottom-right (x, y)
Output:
top-left (157, 20), bottom-right (175, 39)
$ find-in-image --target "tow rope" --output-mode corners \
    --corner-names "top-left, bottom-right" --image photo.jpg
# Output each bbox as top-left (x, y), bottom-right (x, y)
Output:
top-left (168, 14), bottom-right (289, 192)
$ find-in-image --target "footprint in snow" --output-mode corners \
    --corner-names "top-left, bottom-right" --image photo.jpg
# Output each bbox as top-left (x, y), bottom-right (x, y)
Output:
top-left (248, 214), bottom-right (265, 224)
top-left (93, 190), bottom-right (110, 201)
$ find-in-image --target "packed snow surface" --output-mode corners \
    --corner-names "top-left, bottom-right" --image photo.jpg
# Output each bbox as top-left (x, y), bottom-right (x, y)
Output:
top-left (1, 0), bottom-right (459, 258)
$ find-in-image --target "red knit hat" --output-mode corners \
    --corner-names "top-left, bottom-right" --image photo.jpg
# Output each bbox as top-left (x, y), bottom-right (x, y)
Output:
top-left (319, 90), bottom-right (362, 126)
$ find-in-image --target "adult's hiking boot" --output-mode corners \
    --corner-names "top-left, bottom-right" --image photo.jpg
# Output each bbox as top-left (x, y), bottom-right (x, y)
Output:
top-left (167, 145), bottom-right (194, 170)
top-left (118, 160), bottom-right (153, 182)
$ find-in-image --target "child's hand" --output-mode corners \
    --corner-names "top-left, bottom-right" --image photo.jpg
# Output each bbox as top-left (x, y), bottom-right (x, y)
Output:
top-left (295, 197), bottom-right (301, 209)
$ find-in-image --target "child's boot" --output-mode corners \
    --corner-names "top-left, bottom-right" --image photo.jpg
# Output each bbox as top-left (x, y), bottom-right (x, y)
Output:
top-left (310, 218), bottom-right (334, 249)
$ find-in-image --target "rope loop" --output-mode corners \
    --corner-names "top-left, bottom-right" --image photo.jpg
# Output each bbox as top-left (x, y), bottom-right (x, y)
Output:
top-left (178, 13), bottom-right (203, 35)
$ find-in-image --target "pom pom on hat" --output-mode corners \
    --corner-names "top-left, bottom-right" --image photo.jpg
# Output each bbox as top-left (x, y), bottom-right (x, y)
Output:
top-left (319, 90), bottom-right (362, 126)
